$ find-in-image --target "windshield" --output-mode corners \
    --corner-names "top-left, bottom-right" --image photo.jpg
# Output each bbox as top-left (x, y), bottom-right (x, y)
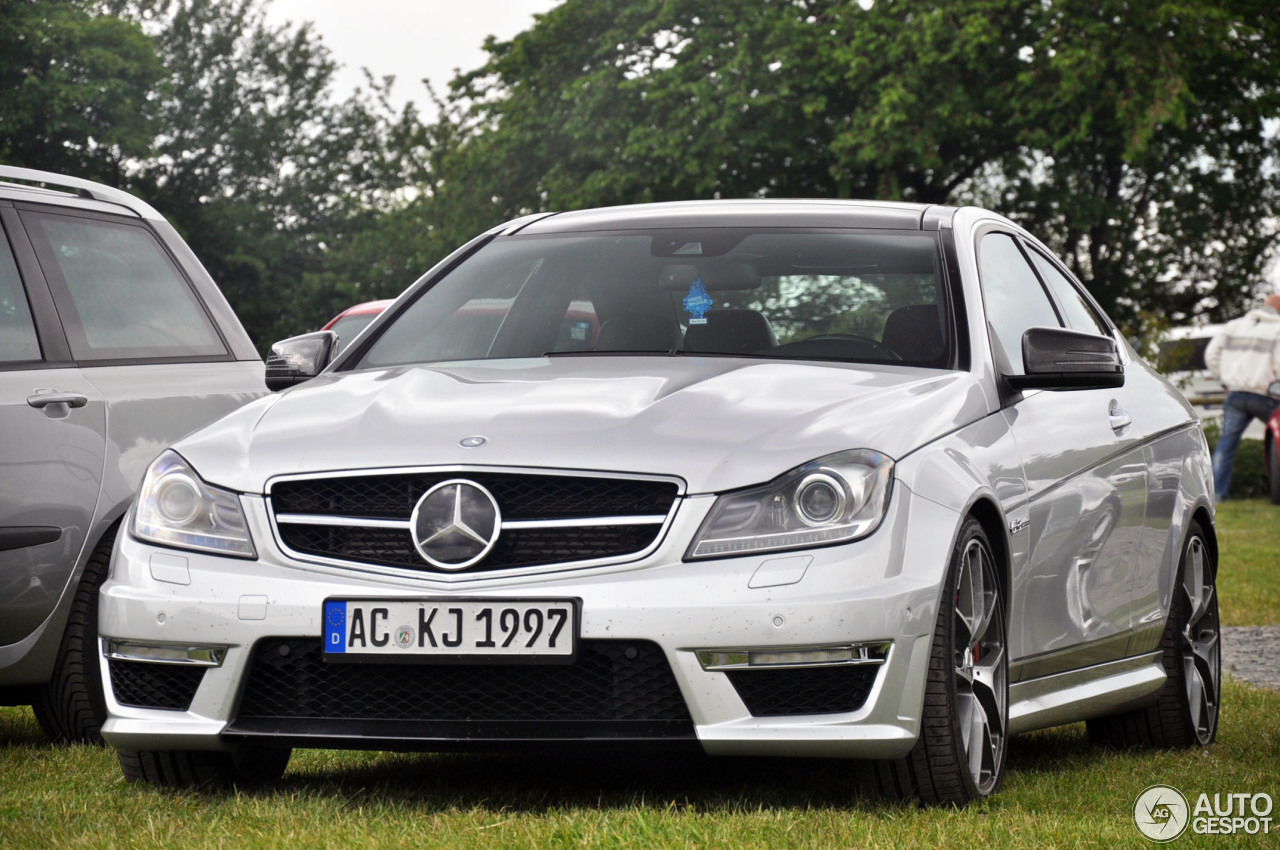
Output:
top-left (359, 229), bottom-right (951, 369)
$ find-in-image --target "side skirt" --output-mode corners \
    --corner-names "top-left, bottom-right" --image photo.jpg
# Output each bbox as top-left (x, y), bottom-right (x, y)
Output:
top-left (1009, 651), bottom-right (1165, 735)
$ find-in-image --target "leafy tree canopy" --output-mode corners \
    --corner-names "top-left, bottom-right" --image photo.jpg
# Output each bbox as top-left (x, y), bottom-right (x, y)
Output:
top-left (0, 0), bottom-right (164, 179)
top-left (441, 0), bottom-right (1280, 331)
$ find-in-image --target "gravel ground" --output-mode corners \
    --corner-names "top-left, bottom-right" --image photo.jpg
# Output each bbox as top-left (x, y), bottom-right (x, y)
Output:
top-left (1223, 626), bottom-right (1280, 691)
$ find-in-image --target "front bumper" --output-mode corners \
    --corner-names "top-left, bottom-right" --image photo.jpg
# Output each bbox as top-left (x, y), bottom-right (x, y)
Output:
top-left (99, 485), bottom-right (959, 759)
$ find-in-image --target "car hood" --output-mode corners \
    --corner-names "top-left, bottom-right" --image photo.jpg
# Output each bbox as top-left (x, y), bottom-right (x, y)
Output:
top-left (177, 357), bottom-right (993, 494)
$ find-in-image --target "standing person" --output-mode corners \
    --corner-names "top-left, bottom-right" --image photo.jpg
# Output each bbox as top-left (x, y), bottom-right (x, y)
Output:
top-left (1204, 292), bottom-right (1280, 500)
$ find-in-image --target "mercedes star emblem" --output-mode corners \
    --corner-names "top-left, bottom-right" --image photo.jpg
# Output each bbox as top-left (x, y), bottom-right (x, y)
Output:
top-left (410, 479), bottom-right (501, 569)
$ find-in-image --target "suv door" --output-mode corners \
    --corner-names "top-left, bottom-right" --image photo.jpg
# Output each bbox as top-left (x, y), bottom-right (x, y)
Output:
top-left (16, 206), bottom-right (266, 521)
top-left (0, 214), bottom-right (106, 652)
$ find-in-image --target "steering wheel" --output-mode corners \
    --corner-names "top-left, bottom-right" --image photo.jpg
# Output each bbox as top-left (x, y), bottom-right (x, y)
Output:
top-left (801, 334), bottom-right (903, 361)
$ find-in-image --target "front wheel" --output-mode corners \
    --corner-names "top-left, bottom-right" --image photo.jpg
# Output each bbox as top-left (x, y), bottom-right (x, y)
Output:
top-left (119, 746), bottom-right (292, 790)
top-left (858, 517), bottom-right (1008, 805)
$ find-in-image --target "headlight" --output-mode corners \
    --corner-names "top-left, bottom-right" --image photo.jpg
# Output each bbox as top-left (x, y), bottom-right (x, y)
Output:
top-left (686, 449), bottom-right (894, 559)
top-left (132, 450), bottom-right (256, 558)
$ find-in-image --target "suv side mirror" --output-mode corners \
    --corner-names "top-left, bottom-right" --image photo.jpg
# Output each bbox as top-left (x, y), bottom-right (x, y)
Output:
top-left (264, 331), bottom-right (337, 391)
top-left (1005, 326), bottom-right (1125, 391)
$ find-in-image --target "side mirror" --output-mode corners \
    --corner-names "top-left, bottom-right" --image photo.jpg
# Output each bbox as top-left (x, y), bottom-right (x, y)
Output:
top-left (264, 331), bottom-right (337, 391)
top-left (1005, 326), bottom-right (1124, 391)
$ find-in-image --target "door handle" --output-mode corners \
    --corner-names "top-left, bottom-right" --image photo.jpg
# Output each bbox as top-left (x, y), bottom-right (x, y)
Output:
top-left (27, 391), bottom-right (89, 409)
top-left (1108, 406), bottom-right (1132, 433)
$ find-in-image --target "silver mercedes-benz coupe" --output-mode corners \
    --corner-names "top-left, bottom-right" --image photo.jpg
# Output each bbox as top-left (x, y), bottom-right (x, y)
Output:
top-left (99, 200), bottom-right (1220, 805)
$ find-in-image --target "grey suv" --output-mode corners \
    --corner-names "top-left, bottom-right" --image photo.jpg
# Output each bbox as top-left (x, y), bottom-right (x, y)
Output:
top-left (0, 166), bottom-right (264, 742)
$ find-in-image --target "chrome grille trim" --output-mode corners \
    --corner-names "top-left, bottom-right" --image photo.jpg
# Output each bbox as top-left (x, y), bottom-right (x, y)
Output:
top-left (265, 466), bottom-right (685, 578)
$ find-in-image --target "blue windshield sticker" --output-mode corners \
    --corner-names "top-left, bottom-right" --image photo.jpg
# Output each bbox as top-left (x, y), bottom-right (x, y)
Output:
top-left (683, 278), bottom-right (713, 325)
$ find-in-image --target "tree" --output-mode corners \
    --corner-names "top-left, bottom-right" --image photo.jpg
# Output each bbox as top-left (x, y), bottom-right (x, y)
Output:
top-left (437, 0), bottom-right (1280, 330)
top-left (0, 0), bottom-right (164, 180)
top-left (119, 0), bottom-right (426, 346)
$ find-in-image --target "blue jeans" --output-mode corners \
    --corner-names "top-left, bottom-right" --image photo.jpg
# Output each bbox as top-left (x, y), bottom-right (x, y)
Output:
top-left (1212, 391), bottom-right (1280, 499)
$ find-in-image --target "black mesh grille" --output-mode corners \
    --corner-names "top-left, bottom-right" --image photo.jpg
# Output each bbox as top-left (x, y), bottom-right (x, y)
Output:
top-left (270, 471), bottom-right (678, 573)
top-left (236, 638), bottom-right (692, 724)
top-left (108, 660), bottom-right (205, 711)
top-left (278, 524), bottom-right (658, 571)
top-left (272, 472), bottom-right (677, 521)
top-left (725, 666), bottom-right (879, 716)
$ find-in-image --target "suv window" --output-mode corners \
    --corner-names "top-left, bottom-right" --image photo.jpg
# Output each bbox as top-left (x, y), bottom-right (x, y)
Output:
top-left (977, 232), bottom-right (1062, 374)
top-left (21, 210), bottom-right (225, 361)
top-left (0, 225), bottom-right (40, 364)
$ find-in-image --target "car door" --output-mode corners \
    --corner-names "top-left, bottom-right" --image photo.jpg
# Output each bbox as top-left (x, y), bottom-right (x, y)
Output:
top-left (0, 213), bottom-right (106, 651)
top-left (15, 206), bottom-right (265, 521)
top-left (977, 230), bottom-right (1150, 678)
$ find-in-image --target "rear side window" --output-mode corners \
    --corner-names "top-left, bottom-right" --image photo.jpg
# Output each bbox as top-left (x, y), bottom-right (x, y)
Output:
top-left (0, 224), bottom-right (41, 364)
top-left (21, 211), bottom-right (225, 361)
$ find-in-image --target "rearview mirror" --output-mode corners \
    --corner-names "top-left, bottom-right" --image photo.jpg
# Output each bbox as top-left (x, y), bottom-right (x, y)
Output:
top-left (1005, 326), bottom-right (1124, 391)
top-left (264, 331), bottom-right (337, 391)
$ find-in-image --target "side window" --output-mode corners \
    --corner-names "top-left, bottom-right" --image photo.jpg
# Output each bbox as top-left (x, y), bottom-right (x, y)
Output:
top-left (1027, 248), bottom-right (1108, 336)
top-left (0, 226), bottom-right (41, 364)
top-left (977, 232), bottom-right (1062, 375)
top-left (21, 211), bottom-right (225, 361)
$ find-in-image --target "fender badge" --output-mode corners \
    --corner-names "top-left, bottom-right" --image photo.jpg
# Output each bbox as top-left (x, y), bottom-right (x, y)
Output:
top-left (459, 436), bottom-right (487, 448)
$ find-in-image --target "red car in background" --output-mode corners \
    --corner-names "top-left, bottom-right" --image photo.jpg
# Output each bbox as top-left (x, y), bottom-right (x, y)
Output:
top-left (1268, 386), bottom-right (1280, 504)
top-left (322, 299), bottom-right (393, 355)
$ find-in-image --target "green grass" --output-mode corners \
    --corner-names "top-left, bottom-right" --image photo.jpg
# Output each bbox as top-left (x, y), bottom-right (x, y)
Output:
top-left (2, 500), bottom-right (1277, 849)
top-left (3, 684), bottom-right (1279, 849)
top-left (1215, 499), bottom-right (1280, 626)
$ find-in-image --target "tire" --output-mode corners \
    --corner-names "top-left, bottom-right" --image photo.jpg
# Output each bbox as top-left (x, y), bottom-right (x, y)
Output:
top-left (119, 746), bottom-right (292, 790)
top-left (858, 517), bottom-right (1008, 805)
top-left (32, 524), bottom-right (118, 745)
top-left (1268, 438), bottom-right (1280, 506)
top-left (1086, 521), bottom-right (1219, 748)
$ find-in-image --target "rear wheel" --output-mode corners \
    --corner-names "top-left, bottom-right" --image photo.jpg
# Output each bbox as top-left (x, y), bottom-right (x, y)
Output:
top-left (858, 517), bottom-right (1008, 805)
top-left (1087, 521), bottom-right (1219, 748)
top-left (32, 524), bottom-right (117, 744)
top-left (119, 746), bottom-right (292, 790)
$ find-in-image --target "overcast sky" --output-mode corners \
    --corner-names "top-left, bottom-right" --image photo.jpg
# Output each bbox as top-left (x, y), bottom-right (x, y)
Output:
top-left (263, 0), bottom-right (561, 113)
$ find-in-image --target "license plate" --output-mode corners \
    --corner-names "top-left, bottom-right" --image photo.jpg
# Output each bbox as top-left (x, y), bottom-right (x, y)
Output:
top-left (322, 598), bottom-right (578, 663)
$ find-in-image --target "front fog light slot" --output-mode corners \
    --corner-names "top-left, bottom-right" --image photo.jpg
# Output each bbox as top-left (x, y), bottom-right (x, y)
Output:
top-left (104, 639), bottom-right (226, 667)
top-left (697, 642), bottom-right (890, 672)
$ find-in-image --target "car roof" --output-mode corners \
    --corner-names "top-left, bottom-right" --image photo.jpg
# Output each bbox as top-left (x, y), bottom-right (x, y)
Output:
top-left (0, 165), bottom-right (164, 221)
top-left (334, 300), bottom-right (395, 318)
top-left (506, 199), bottom-right (958, 235)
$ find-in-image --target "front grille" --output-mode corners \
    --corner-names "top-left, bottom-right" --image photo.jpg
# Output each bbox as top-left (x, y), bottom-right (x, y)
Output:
top-left (108, 660), bottom-right (205, 710)
top-left (270, 470), bottom-right (679, 574)
top-left (726, 666), bottom-right (879, 716)
top-left (236, 638), bottom-right (692, 725)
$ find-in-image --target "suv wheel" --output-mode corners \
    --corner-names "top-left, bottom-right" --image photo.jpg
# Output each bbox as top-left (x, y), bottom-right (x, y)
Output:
top-left (32, 524), bottom-right (117, 744)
